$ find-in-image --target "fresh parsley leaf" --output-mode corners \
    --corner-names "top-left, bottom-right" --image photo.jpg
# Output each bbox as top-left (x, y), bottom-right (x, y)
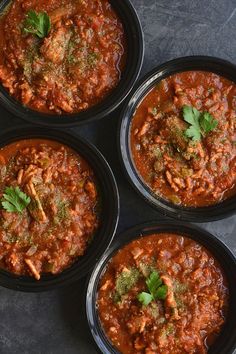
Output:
top-left (155, 285), bottom-right (168, 299)
top-left (137, 292), bottom-right (153, 306)
top-left (1, 186), bottom-right (31, 213)
top-left (146, 271), bottom-right (162, 298)
top-left (23, 10), bottom-right (51, 39)
top-left (183, 105), bottom-right (200, 125)
top-left (183, 105), bottom-right (201, 141)
top-left (199, 112), bottom-right (218, 134)
top-left (137, 271), bottom-right (168, 306)
top-left (185, 125), bottom-right (201, 141)
top-left (183, 105), bottom-right (218, 141)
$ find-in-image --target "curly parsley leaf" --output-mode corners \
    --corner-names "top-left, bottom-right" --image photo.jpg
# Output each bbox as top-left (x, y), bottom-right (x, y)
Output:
top-left (23, 10), bottom-right (51, 38)
top-left (183, 105), bottom-right (218, 141)
top-left (137, 271), bottom-right (168, 306)
top-left (1, 186), bottom-right (31, 213)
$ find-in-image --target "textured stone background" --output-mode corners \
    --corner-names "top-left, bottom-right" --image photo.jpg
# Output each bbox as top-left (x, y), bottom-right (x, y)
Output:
top-left (0, 0), bottom-right (235, 353)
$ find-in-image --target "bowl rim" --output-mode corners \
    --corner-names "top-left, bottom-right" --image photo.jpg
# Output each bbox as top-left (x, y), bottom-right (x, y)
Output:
top-left (86, 221), bottom-right (236, 354)
top-left (0, 125), bottom-right (120, 292)
top-left (119, 55), bottom-right (236, 222)
top-left (0, 0), bottom-right (144, 127)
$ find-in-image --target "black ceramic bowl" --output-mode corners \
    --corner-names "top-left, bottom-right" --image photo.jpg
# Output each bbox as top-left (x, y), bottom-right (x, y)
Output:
top-left (0, 0), bottom-right (144, 127)
top-left (119, 56), bottom-right (236, 222)
top-left (0, 126), bottom-right (119, 291)
top-left (86, 221), bottom-right (236, 354)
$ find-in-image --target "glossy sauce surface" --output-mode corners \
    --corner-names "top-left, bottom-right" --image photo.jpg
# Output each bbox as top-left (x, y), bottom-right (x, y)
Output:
top-left (0, 139), bottom-right (100, 279)
top-left (0, 0), bottom-right (126, 114)
top-left (131, 71), bottom-right (236, 207)
top-left (98, 233), bottom-right (228, 354)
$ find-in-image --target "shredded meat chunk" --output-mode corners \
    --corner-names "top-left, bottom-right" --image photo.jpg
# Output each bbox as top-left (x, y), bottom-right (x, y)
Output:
top-left (25, 259), bottom-right (40, 280)
top-left (40, 27), bottom-right (72, 64)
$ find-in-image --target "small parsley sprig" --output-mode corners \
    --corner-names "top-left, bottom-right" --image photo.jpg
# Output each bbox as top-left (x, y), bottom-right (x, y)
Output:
top-left (23, 10), bottom-right (51, 38)
top-left (137, 271), bottom-right (168, 306)
top-left (183, 105), bottom-right (218, 141)
top-left (1, 186), bottom-right (31, 214)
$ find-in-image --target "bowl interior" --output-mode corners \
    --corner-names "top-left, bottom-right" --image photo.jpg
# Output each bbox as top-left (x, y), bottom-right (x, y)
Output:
top-left (0, 0), bottom-right (144, 127)
top-left (119, 56), bottom-right (236, 222)
top-left (86, 222), bottom-right (236, 354)
top-left (0, 126), bottom-right (119, 291)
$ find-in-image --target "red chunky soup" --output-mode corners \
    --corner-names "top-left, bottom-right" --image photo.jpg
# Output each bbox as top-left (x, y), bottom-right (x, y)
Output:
top-left (0, 139), bottom-right (100, 279)
top-left (131, 71), bottom-right (236, 207)
top-left (0, 0), bottom-right (126, 114)
top-left (98, 233), bottom-right (228, 354)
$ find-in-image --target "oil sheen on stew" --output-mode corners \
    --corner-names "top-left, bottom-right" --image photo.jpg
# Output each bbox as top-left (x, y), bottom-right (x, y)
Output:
top-left (97, 233), bottom-right (228, 354)
top-left (0, 139), bottom-right (100, 280)
top-left (131, 71), bottom-right (236, 207)
top-left (0, 0), bottom-right (126, 114)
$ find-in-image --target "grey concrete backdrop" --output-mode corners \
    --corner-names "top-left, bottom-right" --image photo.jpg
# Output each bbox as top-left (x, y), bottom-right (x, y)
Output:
top-left (0, 0), bottom-right (235, 353)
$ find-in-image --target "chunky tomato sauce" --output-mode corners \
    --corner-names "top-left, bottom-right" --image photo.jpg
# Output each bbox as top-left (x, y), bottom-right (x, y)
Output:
top-left (131, 71), bottom-right (236, 207)
top-left (98, 233), bottom-right (228, 354)
top-left (0, 139), bottom-right (100, 279)
top-left (0, 0), bottom-right (125, 114)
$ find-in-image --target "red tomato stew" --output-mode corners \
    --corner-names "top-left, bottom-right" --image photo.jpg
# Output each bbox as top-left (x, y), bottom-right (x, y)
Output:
top-left (131, 71), bottom-right (236, 207)
top-left (0, 0), bottom-right (126, 114)
top-left (0, 139), bottom-right (100, 280)
top-left (97, 233), bottom-right (228, 354)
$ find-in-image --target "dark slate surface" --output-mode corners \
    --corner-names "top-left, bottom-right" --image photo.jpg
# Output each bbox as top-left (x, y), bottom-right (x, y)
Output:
top-left (0, 0), bottom-right (236, 353)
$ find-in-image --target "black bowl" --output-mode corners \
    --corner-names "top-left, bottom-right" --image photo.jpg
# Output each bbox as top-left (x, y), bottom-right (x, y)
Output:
top-left (119, 56), bottom-right (236, 222)
top-left (86, 221), bottom-right (236, 354)
top-left (0, 0), bottom-right (144, 127)
top-left (0, 126), bottom-right (119, 291)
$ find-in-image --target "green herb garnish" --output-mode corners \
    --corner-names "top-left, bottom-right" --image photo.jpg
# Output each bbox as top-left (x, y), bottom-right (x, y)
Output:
top-left (183, 105), bottom-right (218, 141)
top-left (23, 10), bottom-right (51, 38)
top-left (137, 271), bottom-right (168, 306)
top-left (200, 112), bottom-right (218, 134)
top-left (1, 186), bottom-right (31, 213)
top-left (137, 292), bottom-right (153, 306)
top-left (151, 107), bottom-right (158, 116)
top-left (87, 52), bottom-right (99, 67)
top-left (114, 268), bottom-right (140, 302)
top-left (54, 200), bottom-right (70, 224)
